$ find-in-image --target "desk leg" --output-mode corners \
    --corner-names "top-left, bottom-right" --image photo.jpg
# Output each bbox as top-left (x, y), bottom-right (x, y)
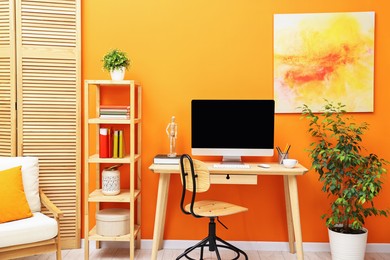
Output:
top-left (287, 175), bottom-right (304, 260)
top-left (151, 173), bottom-right (171, 260)
top-left (283, 176), bottom-right (295, 254)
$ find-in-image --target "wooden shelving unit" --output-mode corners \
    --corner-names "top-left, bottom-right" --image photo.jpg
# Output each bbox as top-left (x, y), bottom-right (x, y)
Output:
top-left (83, 80), bottom-right (142, 260)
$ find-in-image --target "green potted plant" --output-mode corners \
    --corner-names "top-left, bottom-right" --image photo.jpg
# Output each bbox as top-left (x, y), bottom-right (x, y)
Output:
top-left (102, 48), bottom-right (131, 81)
top-left (301, 100), bottom-right (388, 259)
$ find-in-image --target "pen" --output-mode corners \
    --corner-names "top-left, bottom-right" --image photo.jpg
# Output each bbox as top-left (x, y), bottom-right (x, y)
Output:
top-left (276, 146), bottom-right (282, 155)
top-left (283, 144), bottom-right (289, 153)
top-left (285, 144), bottom-right (291, 154)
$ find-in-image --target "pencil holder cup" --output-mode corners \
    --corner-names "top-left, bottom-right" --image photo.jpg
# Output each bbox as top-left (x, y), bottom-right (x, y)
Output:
top-left (278, 152), bottom-right (289, 164)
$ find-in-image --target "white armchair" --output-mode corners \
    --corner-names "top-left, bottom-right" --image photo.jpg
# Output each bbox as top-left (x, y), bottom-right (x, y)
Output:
top-left (0, 157), bottom-right (63, 259)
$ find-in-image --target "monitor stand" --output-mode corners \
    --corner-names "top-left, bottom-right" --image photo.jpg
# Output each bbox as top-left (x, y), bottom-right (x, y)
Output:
top-left (221, 156), bottom-right (243, 164)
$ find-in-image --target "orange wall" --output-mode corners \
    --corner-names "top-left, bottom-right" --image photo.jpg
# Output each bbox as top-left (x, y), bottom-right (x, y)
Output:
top-left (82, 1), bottom-right (390, 243)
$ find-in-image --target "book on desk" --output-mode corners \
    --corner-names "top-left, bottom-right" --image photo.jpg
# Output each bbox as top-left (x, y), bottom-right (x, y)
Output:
top-left (153, 154), bottom-right (181, 164)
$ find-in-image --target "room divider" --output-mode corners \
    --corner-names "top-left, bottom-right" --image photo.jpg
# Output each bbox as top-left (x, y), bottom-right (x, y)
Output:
top-left (0, 0), bottom-right (81, 249)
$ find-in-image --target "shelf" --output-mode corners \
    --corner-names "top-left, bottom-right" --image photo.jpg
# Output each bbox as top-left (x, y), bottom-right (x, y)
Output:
top-left (84, 79), bottom-right (140, 86)
top-left (88, 117), bottom-right (141, 124)
top-left (89, 189), bottom-right (141, 202)
top-left (88, 225), bottom-right (141, 242)
top-left (87, 154), bottom-right (141, 163)
top-left (84, 79), bottom-right (142, 259)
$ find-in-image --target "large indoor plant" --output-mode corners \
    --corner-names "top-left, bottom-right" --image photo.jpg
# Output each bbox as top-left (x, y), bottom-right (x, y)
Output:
top-left (301, 100), bottom-right (388, 259)
top-left (102, 48), bottom-right (131, 81)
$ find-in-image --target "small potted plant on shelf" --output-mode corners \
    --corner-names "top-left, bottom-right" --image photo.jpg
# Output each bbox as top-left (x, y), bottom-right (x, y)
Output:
top-left (301, 100), bottom-right (388, 260)
top-left (102, 48), bottom-right (131, 81)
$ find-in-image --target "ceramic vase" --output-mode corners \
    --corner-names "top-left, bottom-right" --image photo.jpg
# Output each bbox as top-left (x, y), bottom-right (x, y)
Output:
top-left (102, 168), bottom-right (120, 195)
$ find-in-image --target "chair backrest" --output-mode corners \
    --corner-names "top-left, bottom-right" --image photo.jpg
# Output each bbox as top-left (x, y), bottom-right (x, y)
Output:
top-left (179, 154), bottom-right (210, 217)
top-left (0, 157), bottom-right (41, 212)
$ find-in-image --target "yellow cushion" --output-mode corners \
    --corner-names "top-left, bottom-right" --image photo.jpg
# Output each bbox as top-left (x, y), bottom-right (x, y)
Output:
top-left (0, 166), bottom-right (33, 223)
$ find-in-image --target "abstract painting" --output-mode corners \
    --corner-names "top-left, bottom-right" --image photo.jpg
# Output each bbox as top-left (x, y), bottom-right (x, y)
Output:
top-left (274, 12), bottom-right (375, 113)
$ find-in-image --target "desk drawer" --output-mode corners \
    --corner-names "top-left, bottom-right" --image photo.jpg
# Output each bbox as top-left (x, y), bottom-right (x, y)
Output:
top-left (210, 174), bottom-right (257, 185)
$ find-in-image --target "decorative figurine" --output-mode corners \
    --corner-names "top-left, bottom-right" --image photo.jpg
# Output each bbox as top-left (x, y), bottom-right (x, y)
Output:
top-left (166, 116), bottom-right (178, 157)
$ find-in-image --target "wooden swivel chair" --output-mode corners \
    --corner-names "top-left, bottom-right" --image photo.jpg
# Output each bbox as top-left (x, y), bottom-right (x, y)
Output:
top-left (177, 154), bottom-right (248, 260)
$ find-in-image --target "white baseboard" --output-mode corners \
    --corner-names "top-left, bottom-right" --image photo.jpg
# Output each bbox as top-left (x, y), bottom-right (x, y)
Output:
top-left (83, 239), bottom-right (390, 253)
top-left (366, 243), bottom-right (390, 253)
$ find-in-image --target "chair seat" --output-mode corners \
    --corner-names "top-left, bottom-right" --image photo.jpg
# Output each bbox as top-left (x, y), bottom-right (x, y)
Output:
top-left (0, 212), bottom-right (58, 248)
top-left (185, 200), bottom-right (248, 217)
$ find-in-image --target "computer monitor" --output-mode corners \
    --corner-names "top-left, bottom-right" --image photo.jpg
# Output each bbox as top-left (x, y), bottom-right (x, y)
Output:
top-left (191, 99), bottom-right (275, 163)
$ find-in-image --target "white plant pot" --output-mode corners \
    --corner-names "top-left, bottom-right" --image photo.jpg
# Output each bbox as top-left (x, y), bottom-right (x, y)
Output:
top-left (328, 227), bottom-right (368, 260)
top-left (110, 67), bottom-right (125, 81)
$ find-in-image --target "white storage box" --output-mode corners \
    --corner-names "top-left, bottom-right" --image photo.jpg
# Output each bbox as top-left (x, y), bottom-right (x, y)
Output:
top-left (96, 208), bottom-right (130, 236)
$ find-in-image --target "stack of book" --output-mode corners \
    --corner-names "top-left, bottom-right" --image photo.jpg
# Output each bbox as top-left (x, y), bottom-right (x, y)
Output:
top-left (99, 105), bottom-right (130, 119)
top-left (153, 154), bottom-right (181, 164)
top-left (99, 128), bottom-right (125, 158)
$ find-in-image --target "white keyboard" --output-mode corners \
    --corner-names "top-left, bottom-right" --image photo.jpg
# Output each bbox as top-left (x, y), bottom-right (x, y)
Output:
top-left (213, 163), bottom-right (250, 169)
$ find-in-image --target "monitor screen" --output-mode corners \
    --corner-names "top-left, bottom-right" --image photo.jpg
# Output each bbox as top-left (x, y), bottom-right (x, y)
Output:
top-left (191, 99), bottom-right (275, 162)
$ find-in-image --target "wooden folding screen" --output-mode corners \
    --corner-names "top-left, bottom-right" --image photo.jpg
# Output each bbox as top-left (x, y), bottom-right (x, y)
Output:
top-left (0, 0), bottom-right (16, 156)
top-left (0, 0), bottom-right (81, 249)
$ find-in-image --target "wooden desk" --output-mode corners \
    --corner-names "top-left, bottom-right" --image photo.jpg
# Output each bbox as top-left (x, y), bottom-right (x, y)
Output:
top-left (149, 162), bottom-right (308, 260)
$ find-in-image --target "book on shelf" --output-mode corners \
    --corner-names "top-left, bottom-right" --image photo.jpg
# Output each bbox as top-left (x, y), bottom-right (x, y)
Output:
top-left (100, 114), bottom-right (130, 119)
top-left (100, 110), bottom-right (130, 115)
top-left (153, 154), bottom-right (182, 164)
top-left (99, 128), bottom-right (109, 158)
top-left (113, 130), bottom-right (119, 158)
top-left (112, 129), bottom-right (125, 158)
top-left (118, 130), bottom-right (124, 158)
top-left (99, 105), bottom-right (130, 119)
top-left (100, 128), bottom-right (125, 159)
top-left (100, 105), bottom-right (130, 109)
top-left (107, 128), bottom-right (113, 158)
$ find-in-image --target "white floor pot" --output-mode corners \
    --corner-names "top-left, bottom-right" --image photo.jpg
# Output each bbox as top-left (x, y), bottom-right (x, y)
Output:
top-left (110, 67), bottom-right (125, 81)
top-left (328, 227), bottom-right (368, 260)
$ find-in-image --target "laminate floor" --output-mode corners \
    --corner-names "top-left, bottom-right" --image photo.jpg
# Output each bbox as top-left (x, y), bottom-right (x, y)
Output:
top-left (16, 248), bottom-right (390, 259)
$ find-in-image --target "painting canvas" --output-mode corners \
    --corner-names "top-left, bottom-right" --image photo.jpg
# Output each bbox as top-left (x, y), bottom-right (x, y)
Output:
top-left (274, 12), bottom-right (375, 113)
